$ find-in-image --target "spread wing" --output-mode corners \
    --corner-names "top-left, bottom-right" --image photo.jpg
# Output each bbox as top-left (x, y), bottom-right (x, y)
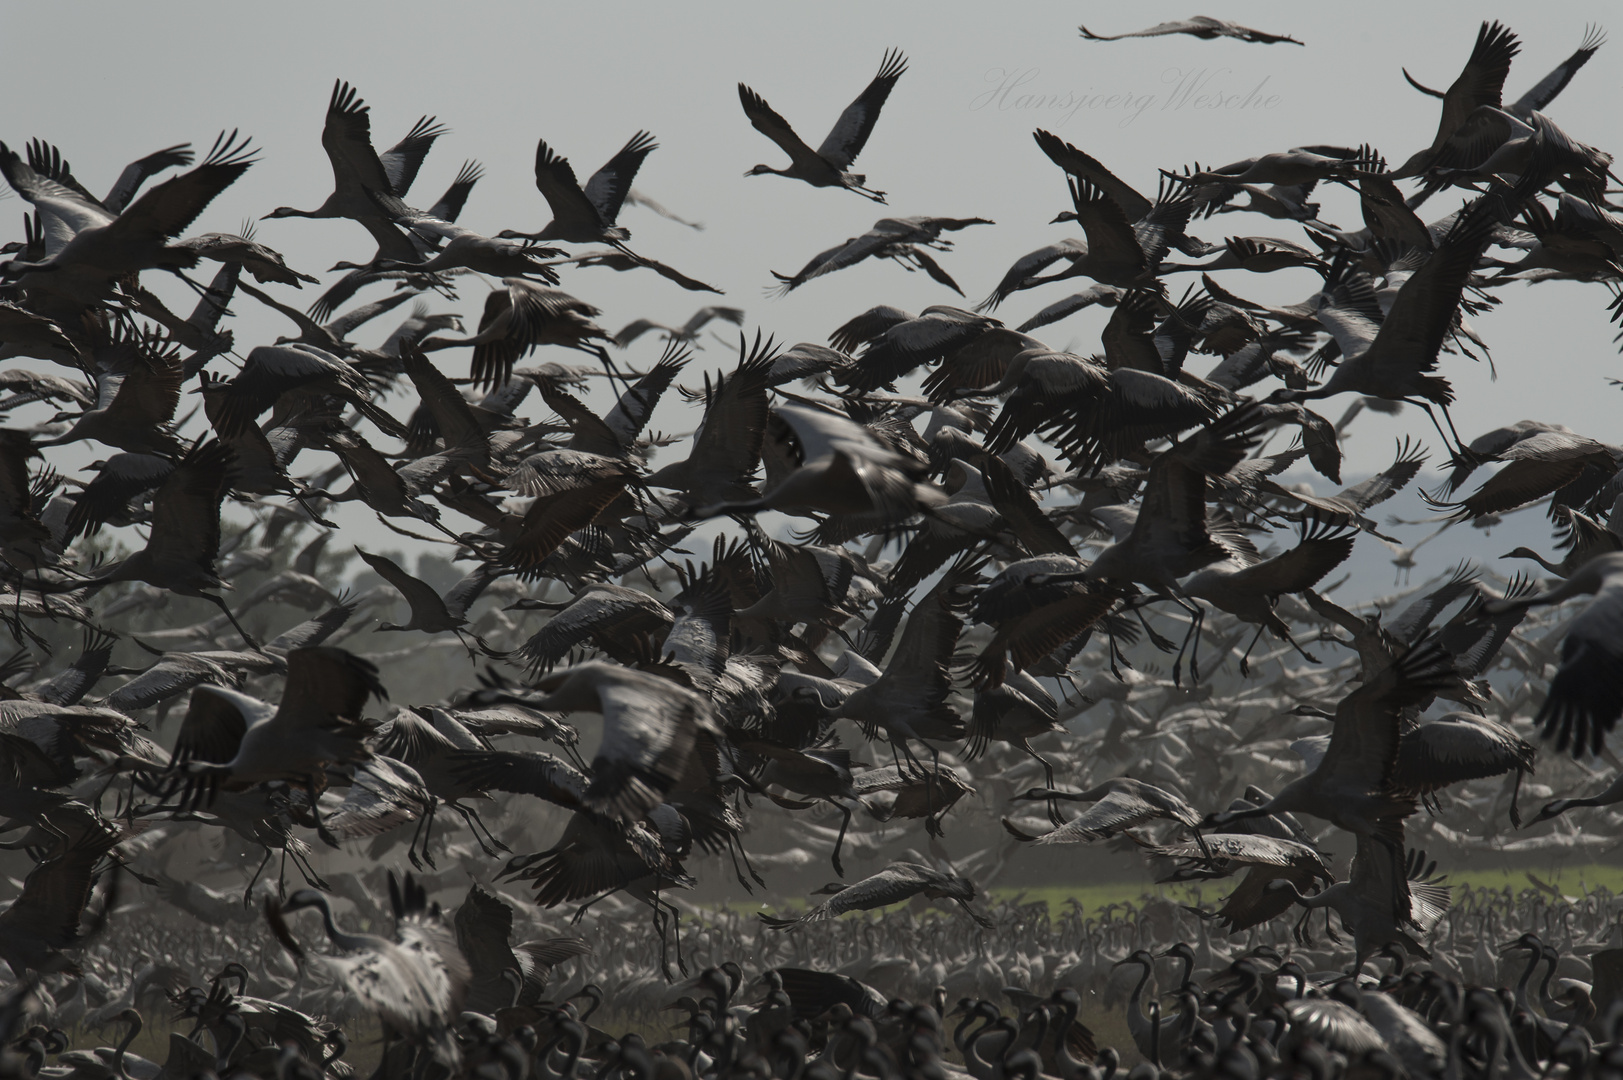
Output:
top-left (583, 131), bottom-right (657, 225)
top-left (817, 49), bottom-right (908, 170)
top-left (738, 85), bottom-right (823, 170)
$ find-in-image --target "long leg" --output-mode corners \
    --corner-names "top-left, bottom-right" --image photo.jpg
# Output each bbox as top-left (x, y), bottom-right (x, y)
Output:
top-left (1238, 622), bottom-right (1268, 677)
top-left (245, 847), bottom-right (273, 908)
top-left (570, 887), bottom-right (621, 924)
top-left (888, 735), bottom-right (922, 781)
top-left (1169, 598), bottom-right (1203, 687)
top-left (923, 743), bottom-right (945, 836)
top-left (732, 835), bottom-right (766, 890)
top-left (405, 805), bottom-right (430, 872)
top-left (558, 739), bottom-right (590, 774)
top-left (1019, 740), bottom-right (1064, 826)
top-left (202, 592), bottom-right (260, 651)
top-left (829, 800), bottom-right (853, 878)
top-left (287, 844), bottom-right (331, 891)
top-left (889, 736), bottom-right (934, 818)
top-left (579, 342), bottom-right (635, 396)
top-left (651, 897), bottom-right (672, 980)
top-left (411, 800), bottom-right (437, 871)
top-left (661, 893), bottom-right (688, 979)
top-left (1186, 602), bottom-right (1206, 684)
top-left (1107, 628), bottom-right (1132, 681)
top-left (447, 801), bottom-right (509, 858)
top-left (1279, 627), bottom-right (1320, 666)
top-left (1407, 399), bottom-right (1469, 459)
top-left (1132, 606), bottom-right (1178, 653)
top-left (291, 492), bottom-right (338, 529)
top-left (1435, 401), bottom-right (1469, 456)
top-left (303, 775), bottom-right (341, 849)
top-left (724, 836), bottom-right (755, 894)
top-left (452, 628), bottom-right (481, 662)
top-left (1324, 907), bottom-right (1342, 945)
top-left (1293, 906), bottom-right (1314, 946)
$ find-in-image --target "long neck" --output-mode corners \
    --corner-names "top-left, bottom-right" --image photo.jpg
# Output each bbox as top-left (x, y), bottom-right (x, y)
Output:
top-left (952, 1008), bottom-right (983, 1052)
top-left (1053, 999), bottom-right (1082, 1068)
top-left (958, 1009), bottom-right (998, 1055)
top-left (311, 895), bottom-right (372, 952)
top-left (1177, 993), bottom-right (1203, 1037)
top-left (114, 1014), bottom-right (143, 1080)
top-left (1513, 950), bottom-right (1538, 1008)
top-left (1022, 1006), bottom-right (1050, 1056)
top-left (217, 1015), bottom-right (246, 1070)
top-left (1129, 963), bottom-right (1153, 1026)
top-left (557, 1025), bottom-right (585, 1080)
top-left (1512, 550), bottom-right (1566, 576)
top-left (965, 1020), bottom-right (1012, 1077)
top-left (534, 1026), bottom-right (572, 1080)
top-left (1537, 950), bottom-right (1558, 1007)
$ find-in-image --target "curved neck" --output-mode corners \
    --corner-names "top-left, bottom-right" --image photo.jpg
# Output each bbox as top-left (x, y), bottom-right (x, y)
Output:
top-left (114, 1014), bottom-right (143, 1080)
top-left (1510, 550), bottom-right (1565, 576)
top-left (559, 1025), bottom-right (585, 1080)
top-left (538, 1022), bottom-right (584, 1080)
top-left (952, 1008), bottom-right (982, 1052)
top-left (1052, 1001), bottom-right (1084, 1071)
top-left (955, 1008), bottom-right (994, 1054)
top-left (1023, 1006), bottom-right (1050, 1056)
top-left (310, 895), bottom-right (371, 952)
top-left (218, 1016), bottom-right (246, 1070)
top-left (1129, 961), bottom-right (1153, 1023)
top-left (573, 984), bottom-right (602, 1021)
top-left (1536, 951), bottom-right (1558, 1008)
top-left (322, 1031), bottom-right (347, 1068)
top-left (965, 1020), bottom-right (1013, 1077)
top-left (1513, 949), bottom-right (1538, 1009)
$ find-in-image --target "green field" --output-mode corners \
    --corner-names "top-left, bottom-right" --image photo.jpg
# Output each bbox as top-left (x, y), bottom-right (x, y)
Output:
top-left (989, 863), bottom-right (1623, 916)
top-left (717, 863), bottom-right (1623, 928)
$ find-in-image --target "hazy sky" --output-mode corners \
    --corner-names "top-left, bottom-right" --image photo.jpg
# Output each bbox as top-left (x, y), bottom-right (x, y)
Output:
top-left (2, 1), bottom-right (1617, 579)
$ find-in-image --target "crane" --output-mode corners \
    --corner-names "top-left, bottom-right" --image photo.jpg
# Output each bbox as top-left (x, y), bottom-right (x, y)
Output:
top-left (740, 49), bottom-right (907, 203)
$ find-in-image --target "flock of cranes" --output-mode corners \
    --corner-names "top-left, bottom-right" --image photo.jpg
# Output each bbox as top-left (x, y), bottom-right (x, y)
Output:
top-left (0, 12), bottom-right (1621, 1080)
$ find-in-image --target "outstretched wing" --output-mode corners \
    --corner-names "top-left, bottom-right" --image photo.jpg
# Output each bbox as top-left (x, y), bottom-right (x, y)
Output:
top-left (817, 49), bottom-right (908, 170)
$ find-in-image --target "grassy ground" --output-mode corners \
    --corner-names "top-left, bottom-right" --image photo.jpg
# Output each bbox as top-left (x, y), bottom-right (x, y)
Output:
top-left (720, 861), bottom-right (1623, 924)
top-left (66, 863), bottom-right (1623, 1065)
top-left (987, 862), bottom-right (1623, 916)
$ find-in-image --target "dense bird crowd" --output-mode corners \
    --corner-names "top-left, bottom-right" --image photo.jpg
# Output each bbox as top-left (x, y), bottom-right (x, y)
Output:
top-left (0, 15), bottom-right (1622, 1080)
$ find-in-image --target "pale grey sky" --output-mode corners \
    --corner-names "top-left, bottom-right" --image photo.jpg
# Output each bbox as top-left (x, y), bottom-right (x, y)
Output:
top-left (2, 1), bottom-right (1617, 577)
